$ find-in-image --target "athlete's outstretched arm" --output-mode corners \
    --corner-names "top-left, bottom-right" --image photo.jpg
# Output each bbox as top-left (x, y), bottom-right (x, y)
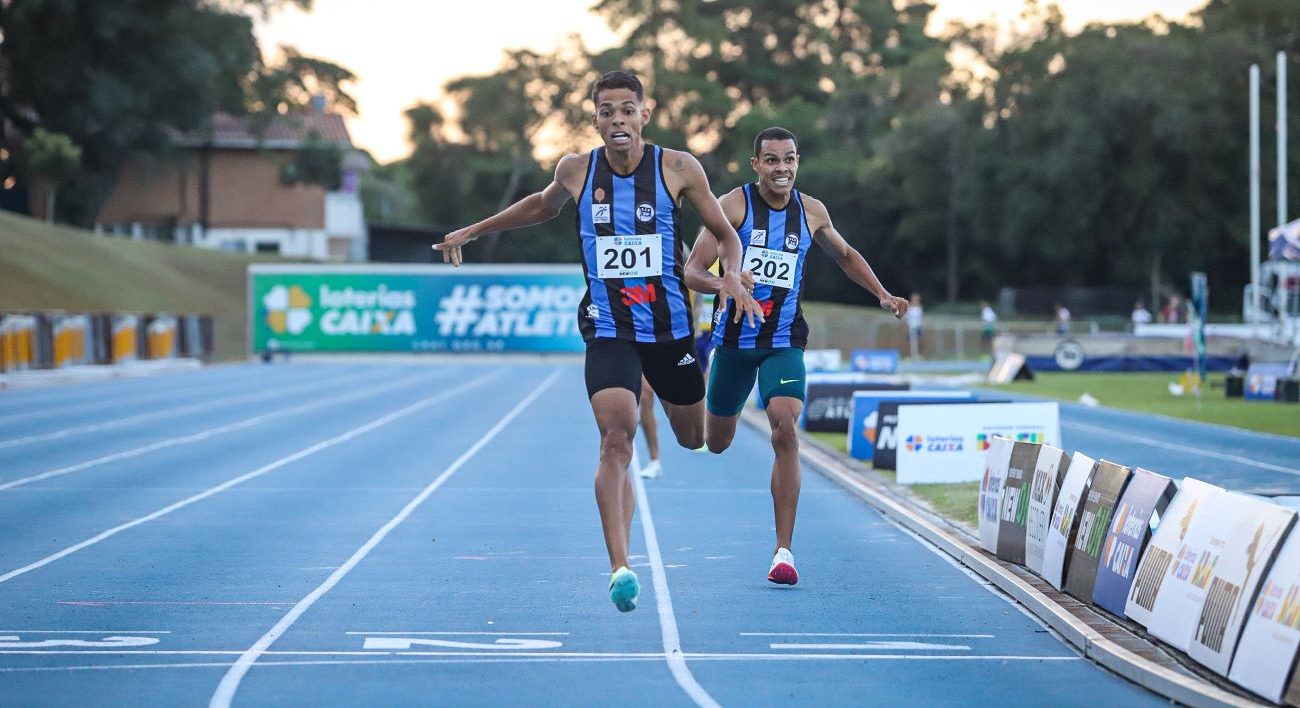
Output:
top-left (434, 155), bottom-right (582, 266)
top-left (684, 189), bottom-right (744, 295)
top-left (808, 198), bottom-right (908, 318)
top-left (669, 153), bottom-right (764, 326)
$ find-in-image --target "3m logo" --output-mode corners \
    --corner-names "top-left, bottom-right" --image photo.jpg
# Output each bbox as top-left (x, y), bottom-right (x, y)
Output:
top-left (264, 285), bottom-right (313, 335)
top-left (905, 435), bottom-right (925, 452)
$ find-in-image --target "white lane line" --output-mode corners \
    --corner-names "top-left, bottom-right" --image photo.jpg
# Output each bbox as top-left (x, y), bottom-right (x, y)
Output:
top-left (1066, 420), bottom-right (1300, 475)
top-left (770, 642), bottom-right (971, 651)
top-left (0, 370), bottom-right (503, 586)
top-left (0, 630), bottom-right (169, 634)
top-left (0, 371), bottom-right (385, 449)
top-left (0, 370), bottom-right (445, 492)
top-left (631, 451), bottom-right (722, 708)
top-left (344, 632), bottom-right (569, 636)
top-left (741, 632), bottom-right (994, 638)
top-left (209, 369), bottom-right (561, 708)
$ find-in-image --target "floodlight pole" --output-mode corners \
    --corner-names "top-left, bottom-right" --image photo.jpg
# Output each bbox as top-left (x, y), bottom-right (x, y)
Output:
top-left (1280, 51), bottom-right (1288, 230)
top-left (1250, 64), bottom-right (1261, 324)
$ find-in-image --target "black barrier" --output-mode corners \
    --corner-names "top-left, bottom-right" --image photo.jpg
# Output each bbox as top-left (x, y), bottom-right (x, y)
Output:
top-left (803, 382), bottom-right (909, 433)
top-left (137, 314), bottom-right (153, 360)
top-left (198, 315), bottom-right (214, 359)
top-left (997, 441), bottom-right (1042, 566)
top-left (33, 314), bottom-right (54, 369)
top-left (89, 314), bottom-right (112, 364)
top-left (1064, 460), bottom-right (1132, 604)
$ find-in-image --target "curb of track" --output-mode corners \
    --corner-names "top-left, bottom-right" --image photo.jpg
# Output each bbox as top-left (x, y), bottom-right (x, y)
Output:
top-left (738, 407), bottom-right (1261, 708)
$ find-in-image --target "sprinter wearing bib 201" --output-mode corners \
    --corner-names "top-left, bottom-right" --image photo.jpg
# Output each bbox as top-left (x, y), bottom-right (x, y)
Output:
top-left (685, 126), bottom-right (909, 587)
top-left (436, 71), bottom-right (764, 615)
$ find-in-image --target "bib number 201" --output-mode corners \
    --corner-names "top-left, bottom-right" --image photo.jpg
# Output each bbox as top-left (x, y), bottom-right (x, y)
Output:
top-left (597, 234), bottom-right (662, 279)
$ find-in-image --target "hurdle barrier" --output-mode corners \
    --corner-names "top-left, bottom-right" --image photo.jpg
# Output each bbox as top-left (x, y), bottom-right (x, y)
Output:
top-left (0, 311), bottom-right (214, 373)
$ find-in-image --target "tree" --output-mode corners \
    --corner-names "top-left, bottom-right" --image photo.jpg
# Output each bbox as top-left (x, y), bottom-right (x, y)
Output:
top-left (24, 129), bottom-right (81, 223)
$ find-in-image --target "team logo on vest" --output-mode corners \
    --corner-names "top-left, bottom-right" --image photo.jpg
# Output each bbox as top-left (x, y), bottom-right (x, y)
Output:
top-left (749, 229), bottom-right (767, 246)
top-left (592, 204), bottom-right (611, 224)
top-left (636, 202), bottom-right (655, 222)
top-left (586, 303), bottom-right (599, 320)
top-left (594, 187), bottom-right (607, 202)
top-left (785, 232), bottom-right (799, 250)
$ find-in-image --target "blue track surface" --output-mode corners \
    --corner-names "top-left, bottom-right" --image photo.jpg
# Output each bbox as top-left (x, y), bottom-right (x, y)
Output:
top-left (0, 362), bottom-right (1182, 705)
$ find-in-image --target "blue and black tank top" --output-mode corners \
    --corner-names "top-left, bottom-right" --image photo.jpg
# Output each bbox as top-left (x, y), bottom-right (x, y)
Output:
top-left (575, 144), bottom-right (694, 343)
top-left (712, 183), bottom-right (812, 349)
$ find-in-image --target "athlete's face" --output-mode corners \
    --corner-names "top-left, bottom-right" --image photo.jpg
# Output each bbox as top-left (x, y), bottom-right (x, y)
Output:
top-left (751, 139), bottom-right (799, 195)
top-left (592, 88), bottom-right (649, 150)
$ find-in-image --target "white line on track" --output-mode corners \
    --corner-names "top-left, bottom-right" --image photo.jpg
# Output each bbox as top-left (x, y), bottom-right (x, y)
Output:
top-left (343, 632), bottom-right (569, 636)
top-left (631, 451), bottom-right (722, 708)
top-left (740, 632), bottom-right (994, 638)
top-left (0, 370), bottom-right (447, 492)
top-left (1065, 420), bottom-right (1300, 475)
top-left (0, 630), bottom-right (170, 634)
top-left (0, 370), bottom-right (391, 449)
top-left (0, 369), bottom-right (504, 587)
top-left (208, 369), bottom-right (561, 708)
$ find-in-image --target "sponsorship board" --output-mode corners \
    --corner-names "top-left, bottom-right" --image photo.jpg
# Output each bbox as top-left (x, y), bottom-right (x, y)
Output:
top-left (1125, 478), bottom-right (1225, 629)
top-left (1246, 362), bottom-right (1295, 401)
top-left (1188, 497), bottom-right (1294, 675)
top-left (1138, 481), bottom-right (1236, 649)
top-left (1230, 526), bottom-right (1300, 703)
top-left (850, 349), bottom-right (899, 374)
top-left (895, 402), bottom-right (1060, 484)
top-left (802, 377), bottom-right (908, 433)
top-left (1042, 452), bottom-right (1097, 590)
top-left (996, 441), bottom-right (1043, 566)
top-left (803, 349), bottom-right (843, 372)
top-left (848, 391), bottom-right (974, 460)
top-left (1092, 468), bottom-right (1177, 617)
top-left (249, 264), bottom-right (587, 354)
top-left (871, 400), bottom-right (1006, 470)
top-left (1063, 461), bottom-right (1133, 604)
top-left (1024, 444), bottom-right (1071, 577)
top-left (978, 436), bottom-right (1015, 553)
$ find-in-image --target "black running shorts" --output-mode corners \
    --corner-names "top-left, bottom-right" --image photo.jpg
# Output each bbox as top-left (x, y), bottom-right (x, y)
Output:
top-left (584, 337), bottom-right (705, 406)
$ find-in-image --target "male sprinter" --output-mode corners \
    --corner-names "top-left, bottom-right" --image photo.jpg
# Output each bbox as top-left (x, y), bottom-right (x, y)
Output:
top-left (684, 127), bottom-right (907, 585)
top-left (435, 71), bottom-right (764, 612)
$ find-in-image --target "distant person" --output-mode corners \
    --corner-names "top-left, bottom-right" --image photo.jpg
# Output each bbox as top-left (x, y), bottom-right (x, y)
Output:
top-left (637, 376), bottom-right (662, 479)
top-left (1160, 296), bottom-right (1183, 324)
top-left (685, 126), bottom-right (907, 586)
top-left (907, 293), bottom-right (924, 359)
top-left (1054, 302), bottom-right (1071, 335)
top-left (1131, 299), bottom-right (1152, 329)
top-left (979, 300), bottom-right (997, 342)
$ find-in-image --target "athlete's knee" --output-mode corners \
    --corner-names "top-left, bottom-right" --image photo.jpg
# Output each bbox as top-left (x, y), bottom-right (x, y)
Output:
top-left (706, 427), bottom-right (734, 454)
top-left (769, 414), bottom-right (800, 455)
top-left (599, 427), bottom-right (635, 466)
top-left (672, 424), bottom-right (703, 451)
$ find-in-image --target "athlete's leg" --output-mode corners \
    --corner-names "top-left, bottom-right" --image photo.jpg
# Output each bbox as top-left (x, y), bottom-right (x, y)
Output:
top-left (765, 396), bottom-right (803, 552)
top-left (640, 337), bottom-right (706, 450)
top-left (702, 346), bottom-right (759, 454)
top-left (584, 340), bottom-right (643, 581)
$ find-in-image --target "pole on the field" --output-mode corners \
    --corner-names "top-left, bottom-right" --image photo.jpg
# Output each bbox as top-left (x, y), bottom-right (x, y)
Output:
top-left (1250, 64), bottom-right (1261, 324)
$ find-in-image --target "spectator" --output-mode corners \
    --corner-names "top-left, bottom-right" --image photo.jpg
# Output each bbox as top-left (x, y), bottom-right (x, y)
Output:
top-left (1054, 302), bottom-right (1071, 335)
top-left (1131, 299), bottom-right (1152, 329)
top-left (980, 300), bottom-right (998, 342)
top-left (906, 293), bottom-right (924, 359)
top-left (1159, 296), bottom-right (1183, 324)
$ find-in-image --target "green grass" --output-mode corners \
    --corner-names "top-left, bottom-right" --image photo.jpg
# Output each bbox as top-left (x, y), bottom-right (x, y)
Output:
top-left (808, 430), bottom-right (980, 527)
top-left (985, 371), bottom-right (1299, 438)
top-left (0, 210), bottom-right (287, 361)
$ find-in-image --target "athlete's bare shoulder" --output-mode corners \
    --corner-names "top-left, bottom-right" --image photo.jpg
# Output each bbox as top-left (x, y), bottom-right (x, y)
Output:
top-left (554, 152), bottom-right (589, 190)
top-left (659, 146), bottom-right (702, 175)
top-left (799, 192), bottom-right (833, 232)
top-left (718, 186), bottom-right (747, 224)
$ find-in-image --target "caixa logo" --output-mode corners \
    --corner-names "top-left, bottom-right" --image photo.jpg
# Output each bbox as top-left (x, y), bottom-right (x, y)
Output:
top-left (975, 434), bottom-right (992, 451)
top-left (908, 435), bottom-right (965, 453)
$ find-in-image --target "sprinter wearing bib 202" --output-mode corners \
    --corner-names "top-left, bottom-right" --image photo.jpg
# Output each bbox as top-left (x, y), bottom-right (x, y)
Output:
top-left (436, 71), bottom-right (764, 614)
top-left (685, 126), bottom-right (908, 587)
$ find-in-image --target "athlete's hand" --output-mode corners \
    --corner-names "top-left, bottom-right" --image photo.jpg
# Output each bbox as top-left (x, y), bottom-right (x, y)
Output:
top-left (740, 270), bottom-right (755, 294)
top-left (719, 272), bottom-right (765, 328)
top-left (882, 294), bottom-right (908, 319)
top-left (433, 227), bottom-right (479, 267)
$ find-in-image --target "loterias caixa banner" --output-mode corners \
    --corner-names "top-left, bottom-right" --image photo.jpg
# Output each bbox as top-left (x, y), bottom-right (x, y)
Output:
top-left (249, 265), bottom-right (588, 354)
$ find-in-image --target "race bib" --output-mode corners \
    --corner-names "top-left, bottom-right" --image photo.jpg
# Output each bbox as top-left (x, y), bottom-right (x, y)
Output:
top-left (596, 234), bottom-right (662, 279)
top-left (744, 246), bottom-right (797, 289)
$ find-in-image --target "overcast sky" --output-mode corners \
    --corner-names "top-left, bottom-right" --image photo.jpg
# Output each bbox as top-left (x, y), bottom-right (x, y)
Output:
top-left (254, 0), bottom-right (1207, 163)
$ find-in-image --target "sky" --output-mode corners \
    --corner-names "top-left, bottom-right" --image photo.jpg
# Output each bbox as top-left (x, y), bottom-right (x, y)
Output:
top-left (254, 0), bottom-right (1207, 164)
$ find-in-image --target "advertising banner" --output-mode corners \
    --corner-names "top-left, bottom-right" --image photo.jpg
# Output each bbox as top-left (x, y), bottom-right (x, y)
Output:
top-left (1246, 362), bottom-right (1295, 401)
top-left (803, 349), bottom-right (843, 372)
top-left (848, 391), bottom-right (975, 460)
top-left (1125, 478), bottom-right (1225, 629)
top-left (1092, 468), bottom-right (1177, 617)
top-left (1230, 525), bottom-right (1300, 703)
top-left (978, 436), bottom-right (1015, 553)
top-left (802, 379), bottom-right (908, 433)
top-left (1024, 444), bottom-right (1071, 577)
top-left (871, 400), bottom-right (1005, 470)
top-left (1064, 461), bottom-right (1133, 603)
top-left (248, 264), bottom-right (587, 354)
top-left (1141, 483), bottom-right (1238, 649)
top-left (1189, 497), bottom-right (1295, 675)
top-left (896, 402), bottom-right (1060, 484)
top-left (1042, 452), bottom-right (1097, 590)
top-left (996, 441), bottom-right (1043, 565)
top-left (850, 348), bottom-right (899, 374)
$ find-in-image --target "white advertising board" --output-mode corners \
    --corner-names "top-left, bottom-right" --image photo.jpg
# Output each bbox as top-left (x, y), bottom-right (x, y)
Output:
top-left (1025, 445), bottom-right (1071, 577)
top-left (1188, 497), bottom-right (1295, 675)
top-left (1125, 478), bottom-right (1224, 628)
top-left (977, 436), bottom-right (1015, 553)
top-left (896, 402), bottom-right (1060, 484)
top-left (1041, 452), bottom-right (1096, 590)
top-left (1230, 524), bottom-right (1300, 702)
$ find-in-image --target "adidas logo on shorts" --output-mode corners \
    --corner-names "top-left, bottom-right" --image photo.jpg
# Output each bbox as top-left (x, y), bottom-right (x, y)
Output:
top-left (677, 353), bottom-right (696, 366)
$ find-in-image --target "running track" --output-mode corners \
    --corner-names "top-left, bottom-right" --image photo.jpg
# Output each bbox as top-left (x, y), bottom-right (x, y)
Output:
top-left (0, 361), bottom-right (1210, 705)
